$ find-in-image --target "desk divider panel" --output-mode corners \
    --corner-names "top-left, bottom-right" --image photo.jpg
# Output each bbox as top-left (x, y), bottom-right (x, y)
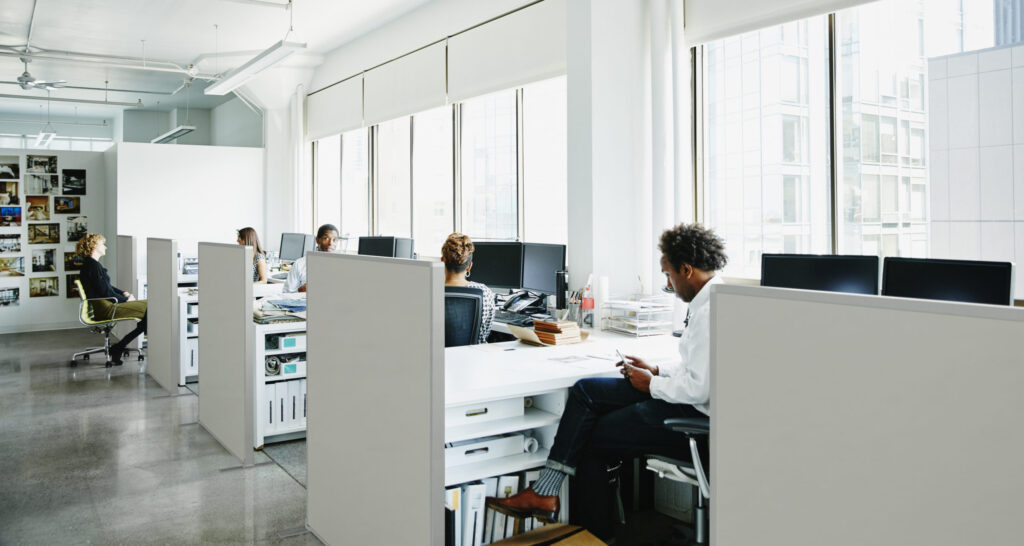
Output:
top-left (305, 254), bottom-right (445, 546)
top-left (710, 284), bottom-right (1024, 546)
top-left (198, 242), bottom-right (254, 465)
top-left (145, 238), bottom-right (178, 393)
top-left (114, 235), bottom-right (139, 349)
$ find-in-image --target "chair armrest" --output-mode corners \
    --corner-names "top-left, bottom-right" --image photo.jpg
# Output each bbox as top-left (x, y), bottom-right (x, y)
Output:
top-left (85, 296), bottom-right (120, 304)
top-left (664, 417), bottom-right (709, 436)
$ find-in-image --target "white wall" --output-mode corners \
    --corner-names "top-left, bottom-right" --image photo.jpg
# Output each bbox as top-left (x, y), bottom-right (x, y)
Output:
top-left (928, 45), bottom-right (1024, 296)
top-left (211, 98), bottom-right (263, 148)
top-left (0, 148), bottom-right (111, 333)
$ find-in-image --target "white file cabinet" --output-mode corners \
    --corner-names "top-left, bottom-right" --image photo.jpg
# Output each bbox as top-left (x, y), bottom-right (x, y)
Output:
top-left (253, 322), bottom-right (308, 448)
top-left (177, 290), bottom-right (199, 385)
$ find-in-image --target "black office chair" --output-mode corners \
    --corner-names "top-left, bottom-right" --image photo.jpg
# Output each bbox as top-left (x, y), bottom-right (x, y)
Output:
top-left (646, 417), bottom-right (711, 545)
top-left (444, 286), bottom-right (484, 347)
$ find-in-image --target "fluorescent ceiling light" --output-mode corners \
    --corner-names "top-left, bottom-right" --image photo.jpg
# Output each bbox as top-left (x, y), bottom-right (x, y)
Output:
top-left (204, 40), bottom-right (306, 95)
top-left (151, 125), bottom-right (196, 144)
top-left (35, 130), bottom-right (55, 147)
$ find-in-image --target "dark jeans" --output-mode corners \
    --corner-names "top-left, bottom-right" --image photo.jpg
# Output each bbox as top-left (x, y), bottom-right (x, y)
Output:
top-left (546, 377), bottom-right (706, 538)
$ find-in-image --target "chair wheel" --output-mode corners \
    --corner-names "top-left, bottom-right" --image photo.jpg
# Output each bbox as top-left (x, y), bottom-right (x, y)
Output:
top-left (138, 354), bottom-right (144, 361)
top-left (70, 360), bottom-right (77, 368)
top-left (105, 361), bottom-right (113, 368)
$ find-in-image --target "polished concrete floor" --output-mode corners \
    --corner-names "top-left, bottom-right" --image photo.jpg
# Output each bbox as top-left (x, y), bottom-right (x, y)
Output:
top-left (0, 330), bottom-right (321, 545)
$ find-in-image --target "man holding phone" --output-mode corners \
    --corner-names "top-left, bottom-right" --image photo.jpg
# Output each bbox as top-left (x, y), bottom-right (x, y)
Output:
top-left (487, 223), bottom-right (727, 539)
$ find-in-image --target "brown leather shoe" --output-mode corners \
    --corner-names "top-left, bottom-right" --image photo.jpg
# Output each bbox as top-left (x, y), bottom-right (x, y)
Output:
top-left (485, 488), bottom-right (560, 523)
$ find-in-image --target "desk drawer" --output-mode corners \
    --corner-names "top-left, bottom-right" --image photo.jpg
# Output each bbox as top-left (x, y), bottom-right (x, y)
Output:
top-left (446, 397), bottom-right (523, 427)
top-left (445, 434), bottom-right (524, 467)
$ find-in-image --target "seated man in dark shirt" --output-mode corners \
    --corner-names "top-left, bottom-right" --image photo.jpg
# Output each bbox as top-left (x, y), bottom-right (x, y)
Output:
top-left (76, 233), bottom-right (147, 365)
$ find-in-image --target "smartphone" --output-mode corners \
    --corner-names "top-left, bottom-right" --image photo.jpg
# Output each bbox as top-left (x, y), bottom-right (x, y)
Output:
top-left (615, 349), bottom-right (628, 365)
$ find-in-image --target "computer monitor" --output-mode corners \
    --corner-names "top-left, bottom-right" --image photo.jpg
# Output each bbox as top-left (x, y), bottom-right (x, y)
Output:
top-left (522, 243), bottom-right (566, 295)
top-left (358, 236), bottom-right (396, 257)
top-left (394, 237), bottom-right (415, 259)
top-left (280, 233), bottom-right (312, 261)
top-left (882, 257), bottom-right (1014, 305)
top-left (469, 242), bottom-right (523, 289)
top-left (761, 254), bottom-right (880, 295)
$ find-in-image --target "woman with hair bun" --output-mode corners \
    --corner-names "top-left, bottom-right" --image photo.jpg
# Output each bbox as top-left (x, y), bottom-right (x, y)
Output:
top-left (441, 232), bottom-right (496, 344)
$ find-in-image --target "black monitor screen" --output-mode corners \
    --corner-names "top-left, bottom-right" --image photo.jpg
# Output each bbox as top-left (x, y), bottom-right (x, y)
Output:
top-left (358, 236), bottom-right (396, 257)
top-left (882, 257), bottom-right (1014, 305)
top-left (522, 243), bottom-right (566, 294)
top-left (470, 242), bottom-right (523, 289)
top-left (280, 233), bottom-right (309, 261)
top-left (761, 254), bottom-right (879, 295)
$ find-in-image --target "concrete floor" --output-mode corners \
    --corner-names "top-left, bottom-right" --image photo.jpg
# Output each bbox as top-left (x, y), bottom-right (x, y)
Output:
top-left (0, 330), bottom-right (321, 545)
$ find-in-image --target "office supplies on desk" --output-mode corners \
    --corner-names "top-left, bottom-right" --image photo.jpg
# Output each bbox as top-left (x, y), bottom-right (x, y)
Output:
top-left (494, 309), bottom-right (534, 327)
top-left (508, 324), bottom-right (589, 346)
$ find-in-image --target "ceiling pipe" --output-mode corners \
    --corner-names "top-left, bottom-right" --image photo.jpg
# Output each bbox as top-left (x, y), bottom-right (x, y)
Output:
top-left (217, 0), bottom-right (291, 9)
top-left (0, 118), bottom-right (109, 127)
top-left (0, 80), bottom-right (173, 96)
top-left (0, 50), bottom-right (218, 80)
top-left (24, 0), bottom-right (39, 52)
top-left (0, 93), bottom-right (141, 107)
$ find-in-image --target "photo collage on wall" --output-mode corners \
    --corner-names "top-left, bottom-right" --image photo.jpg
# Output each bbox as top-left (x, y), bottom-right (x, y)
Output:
top-left (0, 153), bottom-right (94, 306)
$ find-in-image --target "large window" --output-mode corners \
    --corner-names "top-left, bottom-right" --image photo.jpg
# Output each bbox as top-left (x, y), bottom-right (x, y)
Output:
top-left (460, 89), bottom-right (518, 241)
top-left (376, 117), bottom-right (412, 237)
top-left (412, 106), bottom-right (454, 256)
top-left (341, 128), bottom-right (369, 244)
top-left (314, 134), bottom-right (341, 230)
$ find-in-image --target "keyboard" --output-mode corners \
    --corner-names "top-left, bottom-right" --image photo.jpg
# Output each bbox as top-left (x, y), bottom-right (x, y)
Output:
top-left (494, 309), bottom-right (533, 327)
top-left (271, 272), bottom-right (289, 280)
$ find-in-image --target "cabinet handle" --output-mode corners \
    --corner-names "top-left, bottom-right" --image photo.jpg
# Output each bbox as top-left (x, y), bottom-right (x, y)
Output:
top-left (465, 447), bottom-right (489, 457)
top-left (465, 407), bottom-right (489, 417)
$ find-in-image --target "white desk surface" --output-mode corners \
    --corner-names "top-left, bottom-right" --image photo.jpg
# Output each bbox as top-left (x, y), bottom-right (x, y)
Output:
top-left (445, 330), bottom-right (680, 408)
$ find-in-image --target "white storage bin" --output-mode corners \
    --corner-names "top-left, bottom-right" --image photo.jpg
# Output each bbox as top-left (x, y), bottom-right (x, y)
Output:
top-left (445, 434), bottom-right (525, 467)
top-left (445, 397), bottom-right (524, 427)
top-left (279, 360), bottom-right (307, 379)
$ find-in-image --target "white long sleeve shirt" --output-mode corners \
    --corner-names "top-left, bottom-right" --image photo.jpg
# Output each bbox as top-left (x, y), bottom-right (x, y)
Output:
top-left (648, 275), bottom-right (723, 415)
top-left (283, 256), bottom-right (308, 293)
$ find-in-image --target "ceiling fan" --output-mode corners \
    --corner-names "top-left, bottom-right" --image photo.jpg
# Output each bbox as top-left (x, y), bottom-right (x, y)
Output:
top-left (16, 57), bottom-right (66, 91)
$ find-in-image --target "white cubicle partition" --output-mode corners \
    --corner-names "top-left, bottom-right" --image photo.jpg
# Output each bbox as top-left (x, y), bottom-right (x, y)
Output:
top-left (305, 254), bottom-right (445, 546)
top-left (710, 284), bottom-right (1024, 546)
top-left (146, 238), bottom-right (179, 394)
top-left (198, 242), bottom-right (255, 465)
top-left (114, 235), bottom-right (139, 350)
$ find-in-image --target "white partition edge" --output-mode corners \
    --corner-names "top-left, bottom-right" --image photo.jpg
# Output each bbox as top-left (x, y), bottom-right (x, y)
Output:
top-left (146, 238), bottom-right (179, 393)
top-left (305, 254), bottom-right (445, 546)
top-left (114, 235), bottom-right (139, 350)
top-left (198, 242), bottom-right (255, 465)
top-left (710, 284), bottom-right (1024, 546)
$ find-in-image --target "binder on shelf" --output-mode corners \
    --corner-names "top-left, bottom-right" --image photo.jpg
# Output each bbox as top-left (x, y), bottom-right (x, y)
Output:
top-left (265, 384), bottom-right (276, 436)
top-left (288, 380), bottom-right (302, 427)
top-left (300, 379), bottom-right (308, 420)
top-left (461, 482), bottom-right (486, 546)
top-left (274, 381), bottom-right (288, 432)
top-left (446, 486), bottom-right (462, 546)
top-left (497, 474), bottom-right (521, 537)
top-left (482, 477), bottom-right (498, 544)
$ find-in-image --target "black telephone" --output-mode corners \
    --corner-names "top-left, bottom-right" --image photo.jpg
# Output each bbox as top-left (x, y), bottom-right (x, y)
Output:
top-left (504, 290), bottom-right (547, 314)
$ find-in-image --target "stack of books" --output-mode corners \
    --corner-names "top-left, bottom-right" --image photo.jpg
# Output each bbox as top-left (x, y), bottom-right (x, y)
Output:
top-left (533, 319), bottom-right (582, 345)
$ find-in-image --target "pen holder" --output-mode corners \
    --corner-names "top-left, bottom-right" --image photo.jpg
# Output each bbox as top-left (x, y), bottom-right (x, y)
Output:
top-left (566, 301), bottom-right (581, 325)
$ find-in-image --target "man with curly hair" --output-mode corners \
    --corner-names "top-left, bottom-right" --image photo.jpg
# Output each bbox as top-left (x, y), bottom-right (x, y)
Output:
top-left (487, 223), bottom-right (727, 539)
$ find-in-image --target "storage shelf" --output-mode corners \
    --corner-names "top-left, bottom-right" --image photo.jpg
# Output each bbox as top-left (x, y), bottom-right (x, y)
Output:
top-left (445, 448), bottom-right (549, 487)
top-left (445, 408), bottom-right (559, 443)
top-left (264, 348), bottom-right (306, 356)
top-left (264, 372), bottom-right (307, 383)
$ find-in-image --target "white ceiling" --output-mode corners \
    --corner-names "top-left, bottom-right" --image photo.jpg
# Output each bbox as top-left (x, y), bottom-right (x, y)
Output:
top-left (0, 0), bottom-right (432, 119)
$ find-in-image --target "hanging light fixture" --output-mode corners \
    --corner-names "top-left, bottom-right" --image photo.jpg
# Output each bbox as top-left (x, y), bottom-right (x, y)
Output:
top-left (35, 91), bottom-right (56, 147)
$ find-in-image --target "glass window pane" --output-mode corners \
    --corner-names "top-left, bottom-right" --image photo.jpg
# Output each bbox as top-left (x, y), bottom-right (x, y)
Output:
top-left (460, 89), bottom-right (518, 240)
top-left (412, 106), bottom-right (454, 257)
top-left (522, 76), bottom-right (568, 245)
top-left (315, 134), bottom-right (341, 231)
top-left (340, 128), bottom-right (369, 247)
top-left (377, 117), bottom-right (412, 238)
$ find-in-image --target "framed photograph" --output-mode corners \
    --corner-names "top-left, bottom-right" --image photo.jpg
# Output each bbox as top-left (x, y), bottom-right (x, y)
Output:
top-left (54, 196), bottom-right (80, 214)
top-left (26, 195), bottom-right (50, 221)
top-left (62, 169), bottom-right (86, 195)
top-left (66, 216), bottom-right (87, 242)
top-left (67, 274), bottom-right (81, 299)
top-left (0, 181), bottom-right (18, 205)
top-left (0, 257), bottom-right (25, 277)
top-left (29, 276), bottom-right (59, 297)
top-left (0, 207), bottom-right (21, 227)
top-left (0, 286), bottom-right (19, 307)
top-left (32, 248), bottom-right (56, 272)
top-left (28, 223), bottom-right (59, 244)
top-left (26, 155), bottom-right (57, 174)
top-left (0, 234), bottom-right (20, 255)
top-left (0, 156), bottom-right (18, 180)
top-left (64, 252), bottom-right (84, 271)
top-left (25, 174), bottom-right (58, 195)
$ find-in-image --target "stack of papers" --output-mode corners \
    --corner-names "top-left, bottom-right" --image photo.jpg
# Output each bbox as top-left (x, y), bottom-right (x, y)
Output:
top-left (253, 298), bottom-right (306, 324)
top-left (533, 319), bottom-right (583, 345)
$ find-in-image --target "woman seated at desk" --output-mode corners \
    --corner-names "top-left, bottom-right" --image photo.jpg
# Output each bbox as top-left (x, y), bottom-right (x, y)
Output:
top-left (442, 232), bottom-right (495, 344)
top-left (237, 227), bottom-right (268, 284)
top-left (76, 233), bottom-right (147, 365)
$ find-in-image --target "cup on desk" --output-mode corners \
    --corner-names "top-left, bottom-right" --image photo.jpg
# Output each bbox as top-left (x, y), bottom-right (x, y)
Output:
top-left (566, 301), bottom-right (581, 325)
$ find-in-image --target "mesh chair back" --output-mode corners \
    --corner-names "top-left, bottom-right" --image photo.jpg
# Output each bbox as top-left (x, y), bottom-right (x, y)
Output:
top-left (444, 286), bottom-right (484, 347)
top-left (74, 279), bottom-right (95, 324)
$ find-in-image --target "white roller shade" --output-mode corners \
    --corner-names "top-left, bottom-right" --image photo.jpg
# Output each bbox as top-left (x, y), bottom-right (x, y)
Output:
top-left (447, 0), bottom-right (566, 102)
top-left (306, 76), bottom-right (363, 140)
top-left (363, 42), bottom-right (447, 125)
top-left (683, 0), bottom-right (873, 45)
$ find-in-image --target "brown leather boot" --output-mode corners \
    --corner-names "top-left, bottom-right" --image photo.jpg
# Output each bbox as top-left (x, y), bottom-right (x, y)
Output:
top-left (485, 488), bottom-right (560, 523)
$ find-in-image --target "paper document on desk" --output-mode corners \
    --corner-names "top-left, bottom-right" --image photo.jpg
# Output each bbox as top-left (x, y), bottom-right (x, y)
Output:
top-left (508, 325), bottom-right (589, 346)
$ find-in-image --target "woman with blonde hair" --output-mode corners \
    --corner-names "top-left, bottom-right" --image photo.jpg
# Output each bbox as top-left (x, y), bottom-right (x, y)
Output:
top-left (441, 233), bottom-right (496, 344)
top-left (237, 227), bottom-right (268, 283)
top-left (76, 233), bottom-right (147, 365)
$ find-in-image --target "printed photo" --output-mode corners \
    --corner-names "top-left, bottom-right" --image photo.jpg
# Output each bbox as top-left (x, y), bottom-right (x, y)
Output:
top-left (0, 207), bottom-right (21, 227)
top-left (64, 252), bottom-right (84, 271)
top-left (26, 195), bottom-right (50, 221)
top-left (28, 223), bottom-right (59, 244)
top-left (0, 286), bottom-right (20, 307)
top-left (32, 248), bottom-right (56, 272)
top-left (67, 274), bottom-right (81, 299)
top-left (0, 234), bottom-right (20, 254)
top-left (29, 276), bottom-right (59, 297)
top-left (66, 216), bottom-right (87, 242)
top-left (25, 174), bottom-right (58, 195)
top-left (54, 196), bottom-right (80, 214)
top-left (0, 181), bottom-right (18, 205)
top-left (26, 155), bottom-right (57, 174)
top-left (62, 169), bottom-right (85, 195)
top-left (0, 156), bottom-right (18, 180)
top-left (0, 257), bottom-right (25, 277)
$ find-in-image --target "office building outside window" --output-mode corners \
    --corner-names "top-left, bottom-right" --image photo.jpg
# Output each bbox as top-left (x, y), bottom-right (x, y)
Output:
top-left (412, 106), bottom-right (454, 257)
top-left (460, 89), bottom-right (518, 241)
top-left (314, 134), bottom-right (341, 231)
top-left (340, 128), bottom-right (370, 244)
top-left (376, 117), bottom-right (412, 238)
